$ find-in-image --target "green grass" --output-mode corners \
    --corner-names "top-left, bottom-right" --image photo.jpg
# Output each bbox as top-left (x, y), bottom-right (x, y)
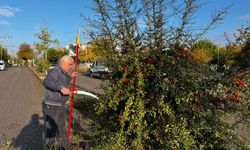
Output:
top-left (1, 139), bottom-right (13, 150)
top-left (70, 94), bottom-right (102, 149)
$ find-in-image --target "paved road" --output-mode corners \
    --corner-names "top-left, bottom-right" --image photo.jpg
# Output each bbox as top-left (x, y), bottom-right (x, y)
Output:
top-left (76, 72), bottom-right (102, 94)
top-left (0, 67), bottom-right (44, 150)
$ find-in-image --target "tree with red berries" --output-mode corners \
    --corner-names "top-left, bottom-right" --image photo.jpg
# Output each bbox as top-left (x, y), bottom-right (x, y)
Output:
top-left (82, 0), bottom-right (249, 149)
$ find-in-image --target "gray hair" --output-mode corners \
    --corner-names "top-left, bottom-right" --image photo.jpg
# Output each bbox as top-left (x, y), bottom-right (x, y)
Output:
top-left (59, 55), bottom-right (74, 63)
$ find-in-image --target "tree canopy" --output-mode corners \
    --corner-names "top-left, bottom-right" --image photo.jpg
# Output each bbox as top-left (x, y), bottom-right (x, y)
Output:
top-left (33, 25), bottom-right (59, 73)
top-left (47, 48), bottom-right (68, 63)
top-left (17, 43), bottom-right (34, 60)
top-left (0, 45), bottom-right (10, 61)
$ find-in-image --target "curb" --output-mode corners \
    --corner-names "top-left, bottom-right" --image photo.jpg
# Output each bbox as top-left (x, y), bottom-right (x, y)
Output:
top-left (27, 66), bottom-right (43, 84)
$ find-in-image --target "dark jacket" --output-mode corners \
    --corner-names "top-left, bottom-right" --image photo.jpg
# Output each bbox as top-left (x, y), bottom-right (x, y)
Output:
top-left (43, 66), bottom-right (72, 106)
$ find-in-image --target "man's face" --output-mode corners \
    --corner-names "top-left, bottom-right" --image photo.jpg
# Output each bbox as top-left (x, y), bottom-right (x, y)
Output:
top-left (62, 59), bottom-right (74, 73)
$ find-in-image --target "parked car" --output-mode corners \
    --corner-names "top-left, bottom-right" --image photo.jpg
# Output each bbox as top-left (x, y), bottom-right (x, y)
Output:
top-left (0, 60), bottom-right (6, 71)
top-left (12, 63), bottom-right (18, 67)
top-left (89, 59), bottom-right (111, 78)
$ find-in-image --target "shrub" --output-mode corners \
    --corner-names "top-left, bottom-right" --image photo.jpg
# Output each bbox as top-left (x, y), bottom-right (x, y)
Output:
top-left (191, 48), bottom-right (212, 63)
top-left (237, 40), bottom-right (250, 67)
top-left (95, 49), bottom-right (248, 149)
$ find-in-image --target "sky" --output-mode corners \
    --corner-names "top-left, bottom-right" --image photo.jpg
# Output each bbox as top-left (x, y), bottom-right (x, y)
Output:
top-left (0, 0), bottom-right (250, 55)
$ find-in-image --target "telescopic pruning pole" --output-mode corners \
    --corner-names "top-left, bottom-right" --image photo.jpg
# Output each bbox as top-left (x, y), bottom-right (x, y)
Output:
top-left (67, 31), bottom-right (80, 139)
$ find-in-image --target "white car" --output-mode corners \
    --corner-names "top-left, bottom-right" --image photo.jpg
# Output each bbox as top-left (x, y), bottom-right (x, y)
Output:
top-left (0, 60), bottom-right (6, 71)
top-left (12, 63), bottom-right (18, 67)
top-left (89, 59), bottom-right (110, 78)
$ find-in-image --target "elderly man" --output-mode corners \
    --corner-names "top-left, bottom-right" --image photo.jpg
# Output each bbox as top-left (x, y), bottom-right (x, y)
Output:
top-left (42, 55), bottom-right (76, 150)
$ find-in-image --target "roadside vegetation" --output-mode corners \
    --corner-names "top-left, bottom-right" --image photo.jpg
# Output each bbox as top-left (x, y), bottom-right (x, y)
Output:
top-left (74, 0), bottom-right (250, 149)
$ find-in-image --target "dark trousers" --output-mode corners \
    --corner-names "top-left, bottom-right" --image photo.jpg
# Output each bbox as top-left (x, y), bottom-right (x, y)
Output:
top-left (42, 103), bottom-right (72, 149)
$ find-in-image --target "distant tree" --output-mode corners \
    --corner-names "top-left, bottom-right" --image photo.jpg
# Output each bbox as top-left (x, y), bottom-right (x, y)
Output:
top-left (192, 40), bottom-right (218, 55)
top-left (191, 48), bottom-right (212, 63)
top-left (79, 48), bottom-right (95, 62)
top-left (238, 39), bottom-right (250, 67)
top-left (78, 49), bottom-right (96, 62)
top-left (56, 47), bottom-right (69, 60)
top-left (0, 45), bottom-right (10, 61)
top-left (47, 48), bottom-right (57, 63)
top-left (234, 25), bottom-right (250, 67)
top-left (213, 47), bottom-right (227, 65)
top-left (47, 47), bottom-right (69, 63)
top-left (17, 43), bottom-right (34, 61)
top-left (224, 25), bottom-right (250, 66)
top-left (223, 45), bottom-right (242, 65)
top-left (33, 25), bottom-right (59, 73)
top-left (78, 42), bottom-right (106, 62)
top-left (90, 40), bottom-right (110, 59)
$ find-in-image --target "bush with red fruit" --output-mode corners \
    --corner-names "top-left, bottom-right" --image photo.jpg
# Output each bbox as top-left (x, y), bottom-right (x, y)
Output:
top-left (95, 48), bottom-right (250, 149)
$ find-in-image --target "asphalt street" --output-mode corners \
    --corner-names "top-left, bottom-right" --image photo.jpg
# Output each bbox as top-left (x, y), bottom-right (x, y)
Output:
top-left (0, 67), bottom-right (44, 149)
top-left (76, 72), bottom-right (102, 94)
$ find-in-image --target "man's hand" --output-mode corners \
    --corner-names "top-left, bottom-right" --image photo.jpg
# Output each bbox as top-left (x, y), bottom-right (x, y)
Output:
top-left (60, 87), bottom-right (71, 95)
top-left (71, 71), bottom-right (77, 78)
